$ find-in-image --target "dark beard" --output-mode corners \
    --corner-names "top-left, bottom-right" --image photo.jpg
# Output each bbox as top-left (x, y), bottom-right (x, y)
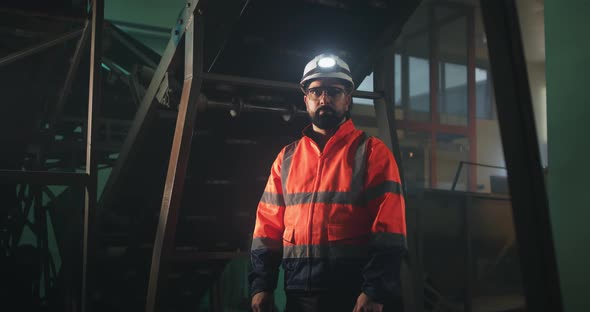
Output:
top-left (311, 106), bottom-right (345, 130)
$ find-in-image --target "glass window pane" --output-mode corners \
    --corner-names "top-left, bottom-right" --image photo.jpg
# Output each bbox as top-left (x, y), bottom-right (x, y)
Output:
top-left (476, 67), bottom-right (494, 119)
top-left (395, 54), bottom-right (402, 106)
top-left (403, 18), bottom-right (431, 122)
top-left (439, 62), bottom-right (468, 126)
top-left (516, 0), bottom-right (547, 167)
top-left (438, 15), bottom-right (468, 126)
top-left (351, 72), bottom-right (378, 134)
top-left (353, 72), bottom-right (374, 106)
top-left (408, 56), bottom-right (430, 120)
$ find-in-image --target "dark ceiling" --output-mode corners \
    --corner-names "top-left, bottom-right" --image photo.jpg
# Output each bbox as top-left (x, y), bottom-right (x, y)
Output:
top-left (192, 0), bottom-right (420, 118)
top-left (200, 0), bottom-right (418, 85)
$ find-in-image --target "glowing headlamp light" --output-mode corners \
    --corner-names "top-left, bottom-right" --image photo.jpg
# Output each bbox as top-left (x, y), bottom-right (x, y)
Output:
top-left (317, 56), bottom-right (336, 68)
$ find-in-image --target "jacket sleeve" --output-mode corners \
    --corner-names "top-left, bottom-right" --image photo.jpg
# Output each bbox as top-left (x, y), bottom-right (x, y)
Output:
top-left (361, 138), bottom-right (407, 304)
top-left (248, 148), bottom-right (286, 297)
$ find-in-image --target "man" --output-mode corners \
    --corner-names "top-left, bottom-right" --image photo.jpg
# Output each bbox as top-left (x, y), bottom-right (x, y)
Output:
top-left (250, 53), bottom-right (406, 312)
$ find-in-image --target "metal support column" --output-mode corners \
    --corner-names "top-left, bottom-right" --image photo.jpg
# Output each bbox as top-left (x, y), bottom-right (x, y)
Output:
top-left (51, 20), bottom-right (91, 128)
top-left (33, 185), bottom-right (51, 302)
top-left (374, 50), bottom-right (420, 311)
top-left (145, 3), bottom-right (204, 311)
top-left (373, 51), bottom-right (407, 194)
top-left (428, 5), bottom-right (439, 188)
top-left (82, 0), bottom-right (103, 311)
top-left (480, 0), bottom-right (563, 311)
top-left (466, 7), bottom-right (477, 192)
top-left (373, 50), bottom-right (405, 176)
top-left (462, 196), bottom-right (473, 312)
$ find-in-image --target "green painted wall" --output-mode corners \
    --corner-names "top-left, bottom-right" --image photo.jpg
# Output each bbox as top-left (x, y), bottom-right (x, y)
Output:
top-left (545, 2), bottom-right (590, 311)
top-left (104, 0), bottom-right (186, 54)
top-left (105, 0), bottom-right (186, 29)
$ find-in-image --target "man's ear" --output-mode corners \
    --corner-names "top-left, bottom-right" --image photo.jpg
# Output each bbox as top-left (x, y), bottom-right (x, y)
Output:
top-left (345, 94), bottom-right (352, 111)
top-left (304, 95), bottom-right (310, 111)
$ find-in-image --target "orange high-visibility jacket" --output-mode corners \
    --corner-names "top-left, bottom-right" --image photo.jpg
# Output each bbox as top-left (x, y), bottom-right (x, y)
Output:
top-left (249, 119), bottom-right (406, 303)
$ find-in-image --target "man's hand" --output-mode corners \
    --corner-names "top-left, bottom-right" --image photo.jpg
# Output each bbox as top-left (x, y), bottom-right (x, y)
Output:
top-left (353, 292), bottom-right (383, 312)
top-left (251, 291), bottom-right (275, 312)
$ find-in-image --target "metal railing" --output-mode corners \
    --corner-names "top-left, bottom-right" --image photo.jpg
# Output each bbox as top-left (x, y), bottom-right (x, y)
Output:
top-left (451, 161), bottom-right (506, 191)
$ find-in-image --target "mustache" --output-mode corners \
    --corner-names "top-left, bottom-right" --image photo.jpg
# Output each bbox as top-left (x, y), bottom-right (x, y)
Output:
top-left (316, 106), bottom-right (336, 114)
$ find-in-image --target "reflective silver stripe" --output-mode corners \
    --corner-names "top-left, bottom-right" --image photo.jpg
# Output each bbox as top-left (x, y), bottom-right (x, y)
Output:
top-left (251, 237), bottom-right (283, 251)
top-left (281, 134), bottom-right (369, 207)
top-left (281, 141), bottom-right (299, 196)
top-left (260, 192), bottom-right (285, 206)
top-left (370, 232), bottom-right (406, 248)
top-left (283, 244), bottom-right (368, 259)
top-left (284, 191), bottom-right (351, 206)
top-left (281, 181), bottom-right (401, 206)
top-left (364, 180), bottom-right (402, 202)
top-left (302, 65), bottom-right (352, 81)
top-left (351, 133), bottom-right (368, 204)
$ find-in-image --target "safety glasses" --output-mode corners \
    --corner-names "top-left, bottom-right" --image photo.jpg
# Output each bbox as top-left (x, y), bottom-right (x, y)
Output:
top-left (306, 86), bottom-right (347, 100)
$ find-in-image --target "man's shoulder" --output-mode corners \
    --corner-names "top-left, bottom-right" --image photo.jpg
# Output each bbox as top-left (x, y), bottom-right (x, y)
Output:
top-left (355, 131), bottom-right (383, 146)
top-left (283, 138), bottom-right (302, 150)
top-left (362, 135), bottom-right (393, 155)
top-left (276, 138), bottom-right (302, 157)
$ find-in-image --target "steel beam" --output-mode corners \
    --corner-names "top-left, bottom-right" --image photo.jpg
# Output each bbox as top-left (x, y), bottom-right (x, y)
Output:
top-left (82, 0), bottom-right (104, 311)
top-left (33, 185), bottom-right (51, 303)
top-left (202, 72), bottom-right (298, 91)
top-left (99, 0), bottom-right (201, 214)
top-left (462, 195), bottom-right (473, 312)
top-left (205, 98), bottom-right (307, 116)
top-left (51, 21), bottom-right (91, 129)
top-left (373, 51), bottom-right (407, 193)
top-left (145, 5), bottom-right (204, 312)
top-left (480, 0), bottom-right (563, 311)
top-left (0, 28), bottom-right (83, 68)
top-left (203, 73), bottom-right (383, 100)
top-left (353, 90), bottom-right (383, 100)
top-left (466, 7), bottom-right (477, 192)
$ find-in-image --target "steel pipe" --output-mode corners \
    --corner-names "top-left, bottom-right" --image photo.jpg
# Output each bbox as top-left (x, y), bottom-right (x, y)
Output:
top-left (0, 28), bottom-right (83, 68)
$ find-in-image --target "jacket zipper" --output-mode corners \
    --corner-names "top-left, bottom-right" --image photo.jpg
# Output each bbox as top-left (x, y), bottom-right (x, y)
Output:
top-left (307, 131), bottom-right (335, 292)
top-left (307, 152), bottom-right (324, 291)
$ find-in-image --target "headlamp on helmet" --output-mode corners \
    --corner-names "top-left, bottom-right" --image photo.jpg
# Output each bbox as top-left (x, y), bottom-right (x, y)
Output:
top-left (317, 56), bottom-right (336, 68)
top-left (300, 53), bottom-right (354, 93)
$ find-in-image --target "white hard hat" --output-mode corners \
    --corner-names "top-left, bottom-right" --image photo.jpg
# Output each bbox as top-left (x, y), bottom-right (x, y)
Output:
top-left (300, 53), bottom-right (354, 93)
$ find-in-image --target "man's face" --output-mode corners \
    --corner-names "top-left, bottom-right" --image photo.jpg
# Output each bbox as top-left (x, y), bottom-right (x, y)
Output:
top-left (304, 78), bottom-right (351, 130)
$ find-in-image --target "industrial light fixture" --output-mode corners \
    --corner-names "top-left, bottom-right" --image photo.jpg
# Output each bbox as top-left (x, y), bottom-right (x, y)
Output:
top-left (317, 56), bottom-right (336, 68)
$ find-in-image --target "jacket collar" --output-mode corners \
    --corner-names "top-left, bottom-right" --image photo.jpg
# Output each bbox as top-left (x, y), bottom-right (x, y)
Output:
top-left (302, 118), bottom-right (357, 146)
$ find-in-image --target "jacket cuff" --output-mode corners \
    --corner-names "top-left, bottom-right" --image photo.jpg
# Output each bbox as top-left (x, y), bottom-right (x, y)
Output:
top-left (249, 279), bottom-right (275, 298)
top-left (361, 285), bottom-right (388, 304)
